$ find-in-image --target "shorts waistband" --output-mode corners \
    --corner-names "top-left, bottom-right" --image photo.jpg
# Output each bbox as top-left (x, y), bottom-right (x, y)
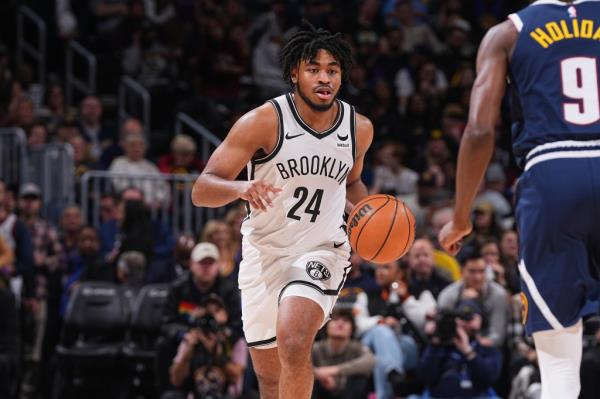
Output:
top-left (525, 139), bottom-right (600, 171)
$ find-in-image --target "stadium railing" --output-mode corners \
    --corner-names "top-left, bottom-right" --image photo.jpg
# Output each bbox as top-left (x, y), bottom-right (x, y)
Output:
top-left (119, 77), bottom-right (151, 139)
top-left (66, 40), bottom-right (97, 106)
top-left (80, 170), bottom-right (226, 235)
top-left (16, 5), bottom-right (46, 88)
top-left (174, 112), bottom-right (222, 162)
top-left (0, 128), bottom-right (28, 188)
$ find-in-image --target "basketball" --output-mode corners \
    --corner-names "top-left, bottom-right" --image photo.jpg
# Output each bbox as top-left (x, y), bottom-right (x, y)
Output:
top-left (347, 195), bottom-right (415, 264)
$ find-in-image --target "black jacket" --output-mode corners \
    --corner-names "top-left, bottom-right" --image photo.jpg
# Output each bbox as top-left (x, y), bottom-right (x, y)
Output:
top-left (161, 272), bottom-right (242, 342)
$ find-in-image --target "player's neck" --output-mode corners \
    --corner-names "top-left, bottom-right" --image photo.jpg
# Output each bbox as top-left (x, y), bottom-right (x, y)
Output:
top-left (291, 92), bottom-right (338, 133)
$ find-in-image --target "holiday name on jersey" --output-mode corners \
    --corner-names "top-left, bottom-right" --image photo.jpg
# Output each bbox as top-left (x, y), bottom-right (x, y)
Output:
top-left (530, 18), bottom-right (600, 48)
top-left (275, 155), bottom-right (351, 185)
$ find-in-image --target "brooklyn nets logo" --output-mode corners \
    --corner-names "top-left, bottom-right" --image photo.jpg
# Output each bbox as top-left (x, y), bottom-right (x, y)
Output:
top-left (306, 261), bottom-right (331, 281)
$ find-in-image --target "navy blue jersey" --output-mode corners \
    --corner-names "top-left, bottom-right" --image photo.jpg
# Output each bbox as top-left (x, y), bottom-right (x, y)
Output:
top-left (509, 0), bottom-right (600, 167)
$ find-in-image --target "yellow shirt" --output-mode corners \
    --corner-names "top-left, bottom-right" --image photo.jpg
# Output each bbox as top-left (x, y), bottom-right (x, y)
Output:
top-left (433, 249), bottom-right (461, 281)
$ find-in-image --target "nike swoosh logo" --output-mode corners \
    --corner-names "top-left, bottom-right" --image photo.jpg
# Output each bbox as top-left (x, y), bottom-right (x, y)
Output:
top-left (333, 241), bottom-right (346, 248)
top-left (285, 132), bottom-right (304, 140)
top-left (337, 134), bottom-right (348, 141)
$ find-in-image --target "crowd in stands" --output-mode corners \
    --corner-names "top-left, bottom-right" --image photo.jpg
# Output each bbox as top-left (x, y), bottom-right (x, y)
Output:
top-left (1, 0), bottom-right (600, 398)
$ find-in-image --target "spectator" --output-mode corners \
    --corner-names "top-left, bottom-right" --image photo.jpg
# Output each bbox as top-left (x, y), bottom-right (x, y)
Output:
top-left (37, 81), bottom-right (74, 133)
top-left (99, 193), bottom-right (118, 223)
top-left (100, 117), bottom-right (140, 168)
top-left (17, 183), bottom-right (65, 394)
top-left (108, 124), bottom-right (171, 208)
top-left (200, 220), bottom-right (240, 282)
top-left (464, 201), bottom-right (504, 253)
top-left (475, 162), bottom-right (512, 221)
top-left (417, 298), bottom-right (503, 398)
top-left (0, 180), bottom-right (34, 299)
top-left (437, 249), bottom-right (510, 347)
top-left (55, 204), bottom-right (82, 277)
top-left (362, 260), bottom-right (421, 399)
top-left (109, 196), bottom-right (154, 266)
top-left (69, 134), bottom-right (98, 196)
top-left (224, 201), bottom-right (247, 252)
top-left (387, 0), bottom-right (443, 54)
top-left (78, 96), bottom-right (115, 162)
top-left (60, 226), bottom-right (116, 316)
top-left (499, 229), bottom-right (520, 295)
top-left (167, 294), bottom-right (246, 399)
top-left (161, 242), bottom-right (242, 344)
top-left (407, 238), bottom-right (453, 301)
top-left (370, 141), bottom-right (419, 201)
top-left (158, 134), bottom-right (204, 175)
top-left (312, 308), bottom-right (375, 399)
top-left (250, 11), bottom-right (288, 99)
top-left (340, 252), bottom-right (379, 294)
top-left (438, 17), bottom-right (475, 79)
top-left (27, 120), bottom-right (49, 150)
top-left (8, 95), bottom-right (35, 130)
top-left (99, 187), bottom-right (175, 280)
top-left (116, 250), bottom-right (146, 286)
top-left (0, 235), bottom-right (14, 276)
top-left (54, 120), bottom-right (81, 144)
top-left (170, 234), bottom-right (196, 280)
top-left (480, 239), bottom-right (505, 285)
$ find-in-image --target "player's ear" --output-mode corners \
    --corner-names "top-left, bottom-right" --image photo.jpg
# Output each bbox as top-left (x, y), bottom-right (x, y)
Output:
top-left (291, 66), bottom-right (299, 84)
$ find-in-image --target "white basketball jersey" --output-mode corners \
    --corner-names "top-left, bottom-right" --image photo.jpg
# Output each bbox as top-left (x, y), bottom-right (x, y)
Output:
top-left (241, 93), bottom-right (356, 256)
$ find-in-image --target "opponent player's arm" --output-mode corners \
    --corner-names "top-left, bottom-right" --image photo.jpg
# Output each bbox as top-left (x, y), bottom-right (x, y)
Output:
top-left (452, 21), bottom-right (515, 230)
top-left (346, 113), bottom-right (374, 209)
top-left (191, 104), bottom-right (281, 210)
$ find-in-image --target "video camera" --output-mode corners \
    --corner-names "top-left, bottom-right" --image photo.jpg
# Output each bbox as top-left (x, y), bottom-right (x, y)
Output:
top-left (433, 308), bottom-right (474, 346)
top-left (190, 313), bottom-right (220, 334)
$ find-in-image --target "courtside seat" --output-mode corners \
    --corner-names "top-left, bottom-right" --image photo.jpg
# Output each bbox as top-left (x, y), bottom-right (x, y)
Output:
top-left (122, 284), bottom-right (169, 396)
top-left (53, 282), bottom-right (129, 399)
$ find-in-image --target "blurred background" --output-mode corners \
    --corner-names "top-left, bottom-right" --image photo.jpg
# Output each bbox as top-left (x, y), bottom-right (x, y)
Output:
top-left (0, 0), bottom-right (598, 399)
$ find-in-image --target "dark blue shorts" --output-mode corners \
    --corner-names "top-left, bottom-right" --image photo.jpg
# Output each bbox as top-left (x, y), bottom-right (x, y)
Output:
top-left (517, 149), bottom-right (600, 334)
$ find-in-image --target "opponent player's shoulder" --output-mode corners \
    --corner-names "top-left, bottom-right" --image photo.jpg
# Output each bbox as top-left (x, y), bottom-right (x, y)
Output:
top-left (227, 101), bottom-right (278, 150)
top-left (354, 112), bottom-right (374, 157)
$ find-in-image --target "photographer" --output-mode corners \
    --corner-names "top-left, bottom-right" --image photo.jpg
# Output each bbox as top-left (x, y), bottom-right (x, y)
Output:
top-left (417, 298), bottom-right (502, 398)
top-left (437, 248), bottom-right (510, 347)
top-left (161, 242), bottom-right (242, 343)
top-left (168, 295), bottom-right (245, 399)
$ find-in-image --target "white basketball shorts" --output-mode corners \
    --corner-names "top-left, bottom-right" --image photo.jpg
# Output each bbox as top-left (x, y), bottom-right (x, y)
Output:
top-left (239, 242), bottom-right (351, 349)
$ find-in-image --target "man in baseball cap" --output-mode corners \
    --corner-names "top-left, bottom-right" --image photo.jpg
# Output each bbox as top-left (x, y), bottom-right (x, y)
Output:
top-left (191, 242), bottom-right (220, 263)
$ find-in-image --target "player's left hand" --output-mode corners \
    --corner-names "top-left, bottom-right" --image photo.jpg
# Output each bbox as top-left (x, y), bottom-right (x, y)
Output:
top-left (438, 220), bottom-right (472, 256)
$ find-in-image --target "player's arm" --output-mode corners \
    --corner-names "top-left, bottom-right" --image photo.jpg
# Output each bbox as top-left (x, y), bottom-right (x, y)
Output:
top-left (191, 103), bottom-right (281, 211)
top-left (439, 20), bottom-right (517, 254)
top-left (346, 113), bottom-right (374, 210)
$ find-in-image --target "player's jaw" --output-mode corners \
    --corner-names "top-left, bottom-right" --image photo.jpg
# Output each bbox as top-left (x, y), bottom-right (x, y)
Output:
top-left (296, 82), bottom-right (338, 112)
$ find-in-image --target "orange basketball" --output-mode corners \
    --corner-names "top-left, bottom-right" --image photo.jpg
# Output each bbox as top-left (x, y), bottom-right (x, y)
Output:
top-left (347, 194), bottom-right (416, 264)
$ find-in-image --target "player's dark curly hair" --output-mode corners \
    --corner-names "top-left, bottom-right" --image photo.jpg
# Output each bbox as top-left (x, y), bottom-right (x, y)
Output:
top-left (280, 22), bottom-right (353, 86)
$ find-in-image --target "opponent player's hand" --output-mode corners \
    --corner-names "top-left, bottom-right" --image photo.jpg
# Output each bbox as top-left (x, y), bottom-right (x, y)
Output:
top-left (238, 180), bottom-right (282, 212)
top-left (438, 220), bottom-right (472, 256)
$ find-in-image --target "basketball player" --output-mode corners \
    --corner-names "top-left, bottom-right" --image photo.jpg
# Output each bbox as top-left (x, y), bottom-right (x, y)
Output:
top-left (191, 25), bottom-right (372, 398)
top-left (439, 1), bottom-right (600, 398)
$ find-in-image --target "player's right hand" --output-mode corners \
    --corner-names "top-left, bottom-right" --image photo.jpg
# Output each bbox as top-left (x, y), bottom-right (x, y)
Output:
top-left (238, 180), bottom-right (282, 212)
top-left (438, 220), bottom-right (472, 256)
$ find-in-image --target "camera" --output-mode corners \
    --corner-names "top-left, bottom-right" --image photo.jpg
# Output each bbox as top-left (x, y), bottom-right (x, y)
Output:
top-left (433, 308), bottom-right (474, 345)
top-left (191, 313), bottom-right (220, 334)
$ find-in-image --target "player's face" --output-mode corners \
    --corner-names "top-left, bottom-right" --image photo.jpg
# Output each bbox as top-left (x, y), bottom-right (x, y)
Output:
top-left (292, 49), bottom-right (342, 112)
